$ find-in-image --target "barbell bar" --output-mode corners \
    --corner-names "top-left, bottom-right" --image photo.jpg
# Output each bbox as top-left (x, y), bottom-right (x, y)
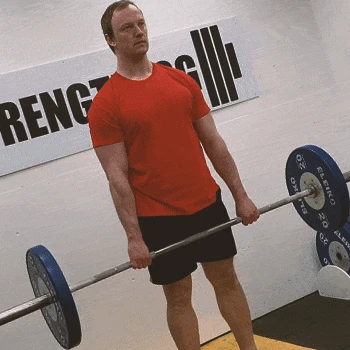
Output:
top-left (0, 144), bottom-right (349, 349)
top-left (0, 187), bottom-right (316, 328)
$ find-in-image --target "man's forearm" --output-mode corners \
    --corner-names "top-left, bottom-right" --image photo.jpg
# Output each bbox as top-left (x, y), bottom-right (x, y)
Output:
top-left (204, 137), bottom-right (248, 202)
top-left (109, 178), bottom-right (143, 242)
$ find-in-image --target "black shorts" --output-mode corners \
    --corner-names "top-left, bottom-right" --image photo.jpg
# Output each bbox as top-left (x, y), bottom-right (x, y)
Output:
top-left (137, 189), bottom-right (237, 285)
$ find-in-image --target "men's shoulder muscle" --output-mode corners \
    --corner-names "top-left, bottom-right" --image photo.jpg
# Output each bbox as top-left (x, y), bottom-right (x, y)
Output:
top-left (87, 74), bottom-right (124, 148)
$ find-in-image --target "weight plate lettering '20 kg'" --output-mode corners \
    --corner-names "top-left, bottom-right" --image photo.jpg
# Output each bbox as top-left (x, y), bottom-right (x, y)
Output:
top-left (0, 144), bottom-right (349, 349)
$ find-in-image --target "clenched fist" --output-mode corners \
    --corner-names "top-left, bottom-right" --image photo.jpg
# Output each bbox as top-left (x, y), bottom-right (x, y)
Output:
top-left (236, 196), bottom-right (260, 226)
top-left (128, 237), bottom-right (152, 269)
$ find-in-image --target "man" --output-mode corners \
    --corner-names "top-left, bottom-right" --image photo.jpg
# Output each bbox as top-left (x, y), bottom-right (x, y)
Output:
top-left (88, 1), bottom-right (260, 349)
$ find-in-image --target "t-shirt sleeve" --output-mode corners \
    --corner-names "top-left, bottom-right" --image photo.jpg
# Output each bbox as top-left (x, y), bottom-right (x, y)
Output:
top-left (87, 93), bottom-right (124, 148)
top-left (184, 73), bottom-right (211, 121)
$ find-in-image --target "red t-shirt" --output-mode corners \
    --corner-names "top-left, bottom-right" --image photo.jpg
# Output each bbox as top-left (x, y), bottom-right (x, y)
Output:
top-left (88, 63), bottom-right (219, 216)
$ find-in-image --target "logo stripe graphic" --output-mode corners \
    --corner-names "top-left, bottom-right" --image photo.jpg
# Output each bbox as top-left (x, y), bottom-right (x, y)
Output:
top-left (225, 43), bottom-right (242, 79)
top-left (199, 27), bottom-right (229, 105)
top-left (190, 30), bottom-right (220, 107)
top-left (209, 25), bottom-right (238, 101)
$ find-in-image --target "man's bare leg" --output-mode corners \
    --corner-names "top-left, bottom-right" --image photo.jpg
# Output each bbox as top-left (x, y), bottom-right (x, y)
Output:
top-left (202, 258), bottom-right (258, 350)
top-left (163, 275), bottom-right (200, 350)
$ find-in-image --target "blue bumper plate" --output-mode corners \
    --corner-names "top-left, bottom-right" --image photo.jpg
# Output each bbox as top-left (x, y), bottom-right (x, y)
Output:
top-left (286, 145), bottom-right (349, 232)
top-left (316, 221), bottom-right (350, 273)
top-left (26, 245), bottom-right (81, 349)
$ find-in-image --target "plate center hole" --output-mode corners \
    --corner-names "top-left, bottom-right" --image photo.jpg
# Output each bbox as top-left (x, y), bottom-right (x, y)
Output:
top-left (336, 252), bottom-right (343, 261)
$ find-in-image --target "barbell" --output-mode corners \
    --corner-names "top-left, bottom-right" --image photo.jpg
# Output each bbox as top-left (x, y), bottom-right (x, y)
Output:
top-left (0, 144), bottom-right (349, 349)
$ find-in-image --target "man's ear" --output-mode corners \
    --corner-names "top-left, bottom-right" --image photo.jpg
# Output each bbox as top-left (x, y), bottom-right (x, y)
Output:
top-left (105, 34), bottom-right (117, 49)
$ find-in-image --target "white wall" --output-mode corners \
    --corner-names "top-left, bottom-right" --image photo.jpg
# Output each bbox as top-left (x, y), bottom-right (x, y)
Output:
top-left (1, 0), bottom-right (350, 349)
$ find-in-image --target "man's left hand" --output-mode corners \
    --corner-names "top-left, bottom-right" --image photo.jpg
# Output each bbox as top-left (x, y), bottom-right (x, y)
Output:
top-left (235, 196), bottom-right (260, 226)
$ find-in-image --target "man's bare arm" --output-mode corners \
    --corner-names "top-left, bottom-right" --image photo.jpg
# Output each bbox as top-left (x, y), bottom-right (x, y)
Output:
top-left (94, 142), bottom-right (151, 268)
top-left (193, 113), bottom-right (259, 225)
top-left (193, 113), bottom-right (247, 201)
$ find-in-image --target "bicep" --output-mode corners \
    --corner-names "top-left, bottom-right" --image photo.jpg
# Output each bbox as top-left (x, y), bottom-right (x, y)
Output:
top-left (94, 142), bottom-right (128, 182)
top-left (193, 113), bottom-right (222, 148)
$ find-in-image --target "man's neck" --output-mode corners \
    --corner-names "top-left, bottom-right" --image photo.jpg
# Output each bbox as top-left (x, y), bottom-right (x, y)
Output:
top-left (116, 56), bottom-right (153, 80)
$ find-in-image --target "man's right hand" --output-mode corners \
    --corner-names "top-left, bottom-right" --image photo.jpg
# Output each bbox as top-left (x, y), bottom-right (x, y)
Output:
top-left (128, 237), bottom-right (152, 269)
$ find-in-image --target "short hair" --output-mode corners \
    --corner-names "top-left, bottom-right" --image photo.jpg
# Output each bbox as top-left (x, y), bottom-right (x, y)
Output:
top-left (101, 1), bottom-right (143, 53)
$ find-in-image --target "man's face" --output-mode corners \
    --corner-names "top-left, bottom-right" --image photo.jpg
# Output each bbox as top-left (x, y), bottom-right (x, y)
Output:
top-left (107, 5), bottom-right (149, 58)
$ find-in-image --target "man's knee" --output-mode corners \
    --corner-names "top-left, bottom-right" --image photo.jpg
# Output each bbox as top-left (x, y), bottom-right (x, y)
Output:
top-left (163, 275), bottom-right (193, 308)
top-left (203, 259), bottom-right (240, 291)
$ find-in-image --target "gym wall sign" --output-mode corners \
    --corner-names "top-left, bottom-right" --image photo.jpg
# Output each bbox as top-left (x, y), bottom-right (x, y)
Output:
top-left (0, 17), bottom-right (259, 177)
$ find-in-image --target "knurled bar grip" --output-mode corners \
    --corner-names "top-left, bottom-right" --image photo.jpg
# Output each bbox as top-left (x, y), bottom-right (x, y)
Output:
top-left (0, 187), bottom-right (317, 326)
